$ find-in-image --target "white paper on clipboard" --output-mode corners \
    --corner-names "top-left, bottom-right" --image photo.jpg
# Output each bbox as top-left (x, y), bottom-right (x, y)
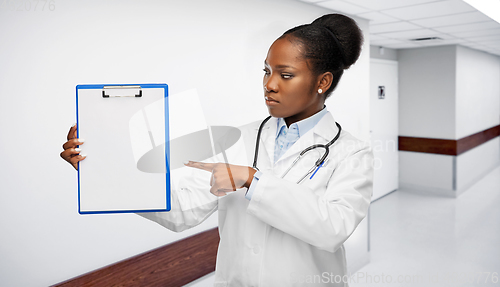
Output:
top-left (76, 84), bottom-right (170, 214)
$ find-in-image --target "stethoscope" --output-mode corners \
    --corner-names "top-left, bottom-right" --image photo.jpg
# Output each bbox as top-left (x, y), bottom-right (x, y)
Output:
top-left (252, 116), bottom-right (342, 184)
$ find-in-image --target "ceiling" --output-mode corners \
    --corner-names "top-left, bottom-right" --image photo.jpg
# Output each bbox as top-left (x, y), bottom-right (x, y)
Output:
top-left (298, 0), bottom-right (500, 56)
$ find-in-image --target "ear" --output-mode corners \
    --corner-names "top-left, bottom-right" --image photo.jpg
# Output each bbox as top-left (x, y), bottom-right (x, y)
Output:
top-left (317, 72), bottom-right (333, 95)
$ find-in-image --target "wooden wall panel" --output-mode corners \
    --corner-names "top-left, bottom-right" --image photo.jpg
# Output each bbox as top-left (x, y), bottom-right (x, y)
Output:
top-left (398, 136), bottom-right (457, 155)
top-left (399, 125), bottom-right (500, 156)
top-left (52, 228), bottom-right (220, 287)
top-left (457, 125), bottom-right (500, 155)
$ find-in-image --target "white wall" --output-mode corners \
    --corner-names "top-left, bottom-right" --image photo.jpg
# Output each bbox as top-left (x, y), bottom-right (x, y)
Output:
top-left (398, 44), bottom-right (500, 196)
top-left (455, 46), bottom-right (500, 194)
top-left (398, 45), bottom-right (457, 196)
top-left (399, 45), bottom-right (500, 141)
top-left (0, 0), bottom-right (370, 286)
top-left (370, 45), bottom-right (398, 61)
top-left (457, 138), bottom-right (500, 193)
top-left (398, 45), bottom-right (457, 139)
top-left (327, 19), bottom-right (370, 142)
top-left (399, 151), bottom-right (455, 196)
top-left (456, 46), bottom-right (500, 139)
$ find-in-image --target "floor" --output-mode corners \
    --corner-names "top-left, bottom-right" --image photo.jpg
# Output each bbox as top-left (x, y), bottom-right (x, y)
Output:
top-left (188, 166), bottom-right (500, 286)
top-left (351, 165), bottom-right (500, 287)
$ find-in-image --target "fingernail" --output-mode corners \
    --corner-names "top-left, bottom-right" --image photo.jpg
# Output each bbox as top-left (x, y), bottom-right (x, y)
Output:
top-left (183, 161), bottom-right (190, 165)
top-left (75, 148), bottom-right (82, 152)
top-left (71, 123), bottom-right (77, 127)
top-left (78, 138), bottom-right (85, 143)
top-left (81, 154), bottom-right (87, 158)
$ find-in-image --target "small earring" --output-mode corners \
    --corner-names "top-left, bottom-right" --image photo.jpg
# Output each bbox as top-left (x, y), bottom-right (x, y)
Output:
top-left (318, 89), bottom-right (323, 94)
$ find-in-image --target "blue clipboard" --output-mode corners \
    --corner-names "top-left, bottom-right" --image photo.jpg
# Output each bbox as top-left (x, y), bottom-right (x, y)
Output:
top-left (76, 84), bottom-right (170, 214)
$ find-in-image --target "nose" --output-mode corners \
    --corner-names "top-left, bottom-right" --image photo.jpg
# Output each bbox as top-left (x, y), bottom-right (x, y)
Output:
top-left (263, 75), bottom-right (278, 93)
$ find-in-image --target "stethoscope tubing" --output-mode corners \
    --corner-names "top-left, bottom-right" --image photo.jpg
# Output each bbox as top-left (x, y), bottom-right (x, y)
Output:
top-left (252, 116), bottom-right (342, 184)
top-left (252, 116), bottom-right (272, 171)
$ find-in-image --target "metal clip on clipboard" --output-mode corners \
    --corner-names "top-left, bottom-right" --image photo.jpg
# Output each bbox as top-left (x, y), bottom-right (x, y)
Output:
top-left (102, 85), bottom-right (143, 98)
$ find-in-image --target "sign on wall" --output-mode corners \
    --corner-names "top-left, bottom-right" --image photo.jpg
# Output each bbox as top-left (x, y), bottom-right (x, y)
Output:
top-left (378, 86), bottom-right (385, 99)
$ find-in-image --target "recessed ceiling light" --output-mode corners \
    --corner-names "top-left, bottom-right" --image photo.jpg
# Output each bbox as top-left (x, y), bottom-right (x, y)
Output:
top-left (410, 37), bottom-right (443, 41)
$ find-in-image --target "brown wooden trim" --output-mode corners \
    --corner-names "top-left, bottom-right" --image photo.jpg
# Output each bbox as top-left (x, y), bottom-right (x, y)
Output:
top-left (457, 125), bottom-right (500, 155)
top-left (52, 227), bottom-right (220, 287)
top-left (399, 125), bottom-right (500, 156)
top-left (399, 137), bottom-right (457, 155)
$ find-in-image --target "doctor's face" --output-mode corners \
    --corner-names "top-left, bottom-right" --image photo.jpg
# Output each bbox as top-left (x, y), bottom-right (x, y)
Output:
top-left (263, 36), bottom-right (324, 126)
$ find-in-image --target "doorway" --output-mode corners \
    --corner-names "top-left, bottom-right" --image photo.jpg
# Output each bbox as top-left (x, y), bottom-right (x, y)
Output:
top-left (370, 59), bottom-right (399, 201)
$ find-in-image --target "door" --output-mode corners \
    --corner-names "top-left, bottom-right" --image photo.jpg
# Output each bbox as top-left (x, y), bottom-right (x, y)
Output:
top-left (370, 59), bottom-right (399, 201)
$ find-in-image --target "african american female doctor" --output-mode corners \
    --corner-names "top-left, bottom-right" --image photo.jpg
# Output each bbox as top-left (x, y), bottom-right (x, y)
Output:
top-left (61, 13), bottom-right (373, 287)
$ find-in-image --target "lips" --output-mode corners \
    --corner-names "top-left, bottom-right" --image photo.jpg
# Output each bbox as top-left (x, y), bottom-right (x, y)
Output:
top-left (264, 95), bottom-right (279, 107)
top-left (265, 96), bottom-right (279, 103)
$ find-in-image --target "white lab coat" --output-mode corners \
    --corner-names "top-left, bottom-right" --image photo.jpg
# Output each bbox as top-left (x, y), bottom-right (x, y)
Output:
top-left (139, 112), bottom-right (373, 287)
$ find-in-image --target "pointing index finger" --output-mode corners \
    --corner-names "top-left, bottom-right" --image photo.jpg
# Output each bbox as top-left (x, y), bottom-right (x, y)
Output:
top-left (184, 161), bottom-right (215, 172)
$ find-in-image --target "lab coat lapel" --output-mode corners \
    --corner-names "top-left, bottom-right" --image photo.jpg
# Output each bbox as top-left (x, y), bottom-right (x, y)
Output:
top-left (312, 112), bottom-right (340, 144)
top-left (255, 117), bottom-right (277, 169)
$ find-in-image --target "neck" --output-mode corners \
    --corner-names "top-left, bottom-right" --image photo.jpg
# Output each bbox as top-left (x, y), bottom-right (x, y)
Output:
top-left (284, 104), bottom-right (324, 127)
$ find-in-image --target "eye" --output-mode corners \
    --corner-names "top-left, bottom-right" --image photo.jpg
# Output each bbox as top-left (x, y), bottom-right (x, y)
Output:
top-left (263, 68), bottom-right (270, 76)
top-left (281, 73), bottom-right (293, 79)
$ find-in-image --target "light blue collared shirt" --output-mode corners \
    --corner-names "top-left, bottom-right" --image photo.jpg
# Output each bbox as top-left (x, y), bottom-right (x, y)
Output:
top-left (245, 107), bottom-right (327, 200)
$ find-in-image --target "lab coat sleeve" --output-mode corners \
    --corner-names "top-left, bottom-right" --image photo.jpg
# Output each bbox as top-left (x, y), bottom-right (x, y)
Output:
top-left (137, 123), bottom-right (250, 232)
top-left (137, 164), bottom-right (218, 232)
top-left (246, 145), bottom-right (373, 253)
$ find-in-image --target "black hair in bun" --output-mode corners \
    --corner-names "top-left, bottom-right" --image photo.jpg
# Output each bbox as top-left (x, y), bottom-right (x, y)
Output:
top-left (280, 14), bottom-right (364, 97)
